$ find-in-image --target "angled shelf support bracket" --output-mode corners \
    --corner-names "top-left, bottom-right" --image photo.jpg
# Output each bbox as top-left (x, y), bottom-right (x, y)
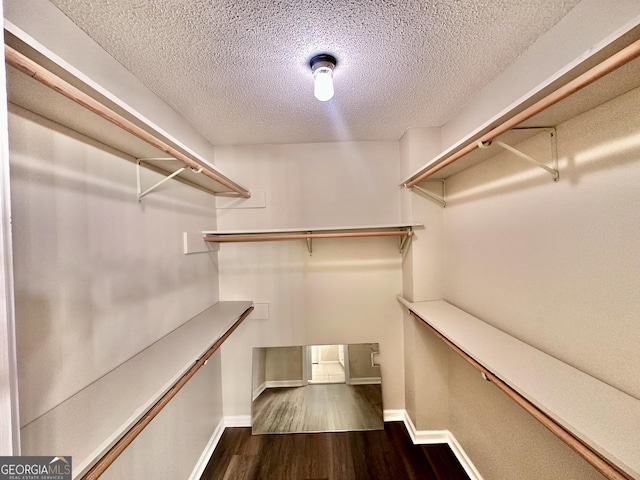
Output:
top-left (478, 127), bottom-right (558, 182)
top-left (410, 179), bottom-right (446, 207)
top-left (137, 158), bottom-right (184, 201)
top-left (136, 157), bottom-right (245, 200)
top-left (136, 157), bottom-right (205, 201)
top-left (298, 229), bottom-right (414, 255)
top-left (398, 229), bottom-right (413, 254)
top-left (301, 229), bottom-right (415, 256)
top-left (306, 234), bottom-right (313, 256)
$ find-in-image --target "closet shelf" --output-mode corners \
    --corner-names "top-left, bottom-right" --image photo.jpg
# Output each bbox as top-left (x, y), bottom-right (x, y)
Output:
top-left (402, 32), bottom-right (640, 185)
top-left (20, 301), bottom-right (253, 479)
top-left (397, 297), bottom-right (640, 480)
top-left (203, 223), bottom-right (422, 254)
top-left (4, 33), bottom-right (250, 199)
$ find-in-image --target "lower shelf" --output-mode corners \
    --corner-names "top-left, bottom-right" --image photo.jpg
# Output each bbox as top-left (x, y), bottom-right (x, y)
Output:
top-left (397, 297), bottom-right (640, 480)
top-left (19, 301), bottom-right (253, 478)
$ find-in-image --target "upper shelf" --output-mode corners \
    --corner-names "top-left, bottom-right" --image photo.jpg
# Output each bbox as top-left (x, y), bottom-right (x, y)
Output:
top-left (403, 28), bottom-right (640, 184)
top-left (398, 297), bottom-right (640, 480)
top-left (4, 30), bottom-right (250, 199)
top-left (19, 301), bottom-right (253, 479)
top-left (203, 223), bottom-right (422, 254)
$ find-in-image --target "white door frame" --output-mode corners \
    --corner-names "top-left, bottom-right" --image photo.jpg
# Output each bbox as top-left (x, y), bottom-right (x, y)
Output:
top-left (0, 19), bottom-right (21, 455)
top-left (303, 346), bottom-right (312, 385)
top-left (342, 344), bottom-right (351, 385)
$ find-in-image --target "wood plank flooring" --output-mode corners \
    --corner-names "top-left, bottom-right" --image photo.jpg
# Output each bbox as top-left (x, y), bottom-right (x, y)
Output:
top-left (200, 422), bottom-right (470, 480)
top-left (252, 384), bottom-right (383, 434)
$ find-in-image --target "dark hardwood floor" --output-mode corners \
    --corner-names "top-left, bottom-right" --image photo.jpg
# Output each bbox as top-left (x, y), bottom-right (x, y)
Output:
top-left (252, 384), bottom-right (383, 434)
top-left (200, 422), bottom-right (470, 480)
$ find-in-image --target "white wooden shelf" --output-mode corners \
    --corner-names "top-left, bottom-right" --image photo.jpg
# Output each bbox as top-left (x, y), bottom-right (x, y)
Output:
top-left (4, 29), bottom-right (250, 199)
top-left (19, 301), bottom-right (253, 478)
top-left (397, 297), bottom-right (640, 480)
top-left (203, 223), bottom-right (423, 254)
top-left (402, 29), bottom-right (640, 184)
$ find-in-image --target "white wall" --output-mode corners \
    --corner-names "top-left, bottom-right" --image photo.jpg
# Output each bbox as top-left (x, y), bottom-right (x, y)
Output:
top-left (214, 141), bottom-right (401, 229)
top-left (215, 141), bottom-right (405, 417)
top-left (8, 104), bottom-right (221, 473)
top-left (442, 83), bottom-right (640, 479)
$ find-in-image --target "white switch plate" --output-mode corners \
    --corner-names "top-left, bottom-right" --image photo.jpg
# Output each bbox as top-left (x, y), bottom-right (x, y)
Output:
top-left (250, 303), bottom-right (269, 320)
top-left (183, 231), bottom-right (219, 254)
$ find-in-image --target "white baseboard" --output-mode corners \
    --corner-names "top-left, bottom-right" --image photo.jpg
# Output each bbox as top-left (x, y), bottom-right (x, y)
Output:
top-left (187, 417), bottom-right (225, 480)
top-left (253, 380), bottom-right (303, 401)
top-left (393, 410), bottom-right (483, 480)
top-left (265, 380), bottom-right (305, 388)
top-left (252, 382), bottom-right (266, 401)
top-left (447, 431), bottom-right (484, 480)
top-left (383, 409), bottom-right (405, 422)
top-left (224, 415), bottom-right (252, 427)
top-left (401, 411), bottom-right (449, 444)
top-left (349, 376), bottom-right (382, 385)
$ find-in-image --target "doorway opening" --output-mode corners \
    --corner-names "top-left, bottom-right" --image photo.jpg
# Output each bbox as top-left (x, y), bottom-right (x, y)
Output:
top-left (307, 344), bottom-right (348, 384)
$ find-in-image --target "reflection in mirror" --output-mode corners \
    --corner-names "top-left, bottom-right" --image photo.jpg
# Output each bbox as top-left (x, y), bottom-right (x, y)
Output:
top-left (251, 343), bottom-right (383, 434)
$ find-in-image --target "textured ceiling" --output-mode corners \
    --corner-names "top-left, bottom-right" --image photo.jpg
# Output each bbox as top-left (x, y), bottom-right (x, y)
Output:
top-left (49, 0), bottom-right (581, 146)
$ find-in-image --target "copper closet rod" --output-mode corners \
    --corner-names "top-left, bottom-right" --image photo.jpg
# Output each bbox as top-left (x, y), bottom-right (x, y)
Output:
top-left (408, 310), bottom-right (632, 480)
top-left (81, 305), bottom-right (254, 480)
top-left (405, 37), bottom-right (640, 187)
top-left (4, 45), bottom-right (251, 199)
top-left (204, 230), bottom-right (412, 243)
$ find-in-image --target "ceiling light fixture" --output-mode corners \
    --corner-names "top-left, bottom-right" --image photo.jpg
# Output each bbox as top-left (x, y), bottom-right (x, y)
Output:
top-left (310, 54), bottom-right (337, 102)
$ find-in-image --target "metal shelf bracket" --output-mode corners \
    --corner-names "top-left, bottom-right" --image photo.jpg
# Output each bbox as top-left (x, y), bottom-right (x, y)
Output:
top-left (478, 128), bottom-right (559, 182)
top-left (410, 180), bottom-right (446, 207)
top-left (399, 229), bottom-right (413, 254)
top-left (303, 228), bottom-right (413, 256)
top-left (136, 158), bottom-right (243, 200)
top-left (137, 157), bottom-right (185, 201)
top-left (306, 234), bottom-right (313, 256)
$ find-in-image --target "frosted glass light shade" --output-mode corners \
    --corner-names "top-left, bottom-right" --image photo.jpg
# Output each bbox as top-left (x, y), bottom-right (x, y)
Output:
top-left (313, 67), bottom-right (334, 101)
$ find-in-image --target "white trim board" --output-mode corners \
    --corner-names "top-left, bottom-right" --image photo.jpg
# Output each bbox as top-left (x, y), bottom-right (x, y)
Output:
top-left (401, 410), bottom-right (449, 445)
top-left (447, 431), bottom-right (484, 480)
top-left (400, 410), bottom-right (483, 480)
top-left (265, 380), bottom-right (304, 388)
top-left (187, 417), bottom-right (225, 480)
top-left (224, 415), bottom-right (251, 428)
top-left (252, 382), bottom-right (266, 402)
top-left (349, 377), bottom-right (382, 386)
top-left (383, 409), bottom-right (405, 422)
